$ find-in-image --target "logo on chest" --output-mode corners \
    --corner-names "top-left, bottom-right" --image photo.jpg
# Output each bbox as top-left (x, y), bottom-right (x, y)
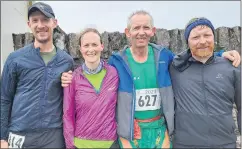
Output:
top-left (215, 73), bottom-right (223, 79)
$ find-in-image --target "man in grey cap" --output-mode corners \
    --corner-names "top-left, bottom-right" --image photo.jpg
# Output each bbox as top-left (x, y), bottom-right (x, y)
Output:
top-left (0, 2), bottom-right (73, 148)
top-left (170, 17), bottom-right (241, 148)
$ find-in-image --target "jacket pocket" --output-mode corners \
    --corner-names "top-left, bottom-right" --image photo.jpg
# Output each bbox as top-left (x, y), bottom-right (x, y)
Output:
top-left (209, 113), bottom-right (237, 145)
top-left (210, 113), bottom-right (236, 135)
top-left (174, 111), bottom-right (209, 145)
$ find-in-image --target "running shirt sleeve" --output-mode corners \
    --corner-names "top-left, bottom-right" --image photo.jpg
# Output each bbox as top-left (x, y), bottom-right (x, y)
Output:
top-left (0, 54), bottom-right (17, 140)
top-left (63, 76), bottom-right (76, 148)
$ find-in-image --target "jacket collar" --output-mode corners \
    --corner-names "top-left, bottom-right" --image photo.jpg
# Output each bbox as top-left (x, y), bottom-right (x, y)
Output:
top-left (172, 49), bottom-right (215, 72)
top-left (30, 42), bottom-right (60, 53)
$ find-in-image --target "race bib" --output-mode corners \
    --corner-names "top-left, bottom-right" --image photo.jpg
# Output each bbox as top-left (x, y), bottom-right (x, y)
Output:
top-left (8, 132), bottom-right (25, 148)
top-left (135, 88), bottom-right (161, 111)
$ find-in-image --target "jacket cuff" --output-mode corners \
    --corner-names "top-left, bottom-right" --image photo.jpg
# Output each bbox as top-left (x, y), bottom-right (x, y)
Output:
top-left (0, 129), bottom-right (9, 141)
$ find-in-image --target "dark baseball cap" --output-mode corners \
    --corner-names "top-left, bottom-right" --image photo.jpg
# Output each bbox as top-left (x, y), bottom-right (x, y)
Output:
top-left (28, 2), bottom-right (55, 19)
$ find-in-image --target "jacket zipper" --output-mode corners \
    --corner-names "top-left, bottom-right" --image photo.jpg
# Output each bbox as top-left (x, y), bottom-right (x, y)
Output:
top-left (36, 49), bottom-right (47, 128)
top-left (36, 48), bottom-right (59, 128)
top-left (202, 64), bottom-right (210, 145)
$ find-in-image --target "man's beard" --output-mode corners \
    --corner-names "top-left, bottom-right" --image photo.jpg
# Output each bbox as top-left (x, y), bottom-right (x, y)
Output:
top-left (191, 45), bottom-right (214, 58)
top-left (194, 49), bottom-right (213, 57)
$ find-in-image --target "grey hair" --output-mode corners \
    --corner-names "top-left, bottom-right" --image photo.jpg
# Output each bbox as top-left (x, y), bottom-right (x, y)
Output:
top-left (127, 10), bottom-right (154, 29)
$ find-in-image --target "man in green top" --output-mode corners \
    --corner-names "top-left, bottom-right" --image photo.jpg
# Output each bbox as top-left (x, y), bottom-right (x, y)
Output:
top-left (124, 43), bottom-right (168, 148)
top-left (126, 46), bottom-right (161, 119)
top-left (113, 10), bottom-right (172, 148)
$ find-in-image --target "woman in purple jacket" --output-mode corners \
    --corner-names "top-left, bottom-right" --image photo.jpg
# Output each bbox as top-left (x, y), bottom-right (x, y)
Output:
top-left (63, 28), bottom-right (119, 148)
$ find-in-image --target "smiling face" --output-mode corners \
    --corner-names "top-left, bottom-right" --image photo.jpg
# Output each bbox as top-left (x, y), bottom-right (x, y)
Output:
top-left (125, 14), bottom-right (156, 49)
top-left (79, 31), bottom-right (104, 64)
top-left (188, 25), bottom-right (215, 58)
top-left (28, 10), bottom-right (57, 44)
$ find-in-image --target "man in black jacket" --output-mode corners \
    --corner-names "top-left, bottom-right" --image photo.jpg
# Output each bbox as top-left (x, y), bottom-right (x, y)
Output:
top-left (170, 17), bottom-right (241, 148)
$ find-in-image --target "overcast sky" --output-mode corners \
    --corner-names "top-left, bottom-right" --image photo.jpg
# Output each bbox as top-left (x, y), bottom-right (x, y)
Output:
top-left (39, 1), bottom-right (240, 34)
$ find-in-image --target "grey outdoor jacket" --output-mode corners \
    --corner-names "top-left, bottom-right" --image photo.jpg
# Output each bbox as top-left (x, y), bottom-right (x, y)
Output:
top-left (170, 50), bottom-right (241, 146)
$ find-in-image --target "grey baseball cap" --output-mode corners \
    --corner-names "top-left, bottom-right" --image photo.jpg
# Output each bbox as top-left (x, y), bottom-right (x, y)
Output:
top-left (28, 2), bottom-right (55, 19)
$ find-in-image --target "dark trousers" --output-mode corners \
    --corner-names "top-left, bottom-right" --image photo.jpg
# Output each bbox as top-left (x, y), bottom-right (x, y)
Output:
top-left (9, 128), bottom-right (65, 148)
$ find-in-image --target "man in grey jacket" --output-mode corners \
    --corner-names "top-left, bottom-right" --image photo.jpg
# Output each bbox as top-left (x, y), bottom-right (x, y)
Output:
top-left (170, 17), bottom-right (241, 148)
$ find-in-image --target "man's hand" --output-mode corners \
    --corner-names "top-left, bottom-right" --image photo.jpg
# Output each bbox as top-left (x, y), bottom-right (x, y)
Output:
top-left (61, 70), bottom-right (73, 87)
top-left (222, 50), bottom-right (241, 67)
top-left (1, 140), bottom-right (8, 149)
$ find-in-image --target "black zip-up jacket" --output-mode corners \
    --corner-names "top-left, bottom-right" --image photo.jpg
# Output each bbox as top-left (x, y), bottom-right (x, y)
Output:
top-left (170, 50), bottom-right (241, 146)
